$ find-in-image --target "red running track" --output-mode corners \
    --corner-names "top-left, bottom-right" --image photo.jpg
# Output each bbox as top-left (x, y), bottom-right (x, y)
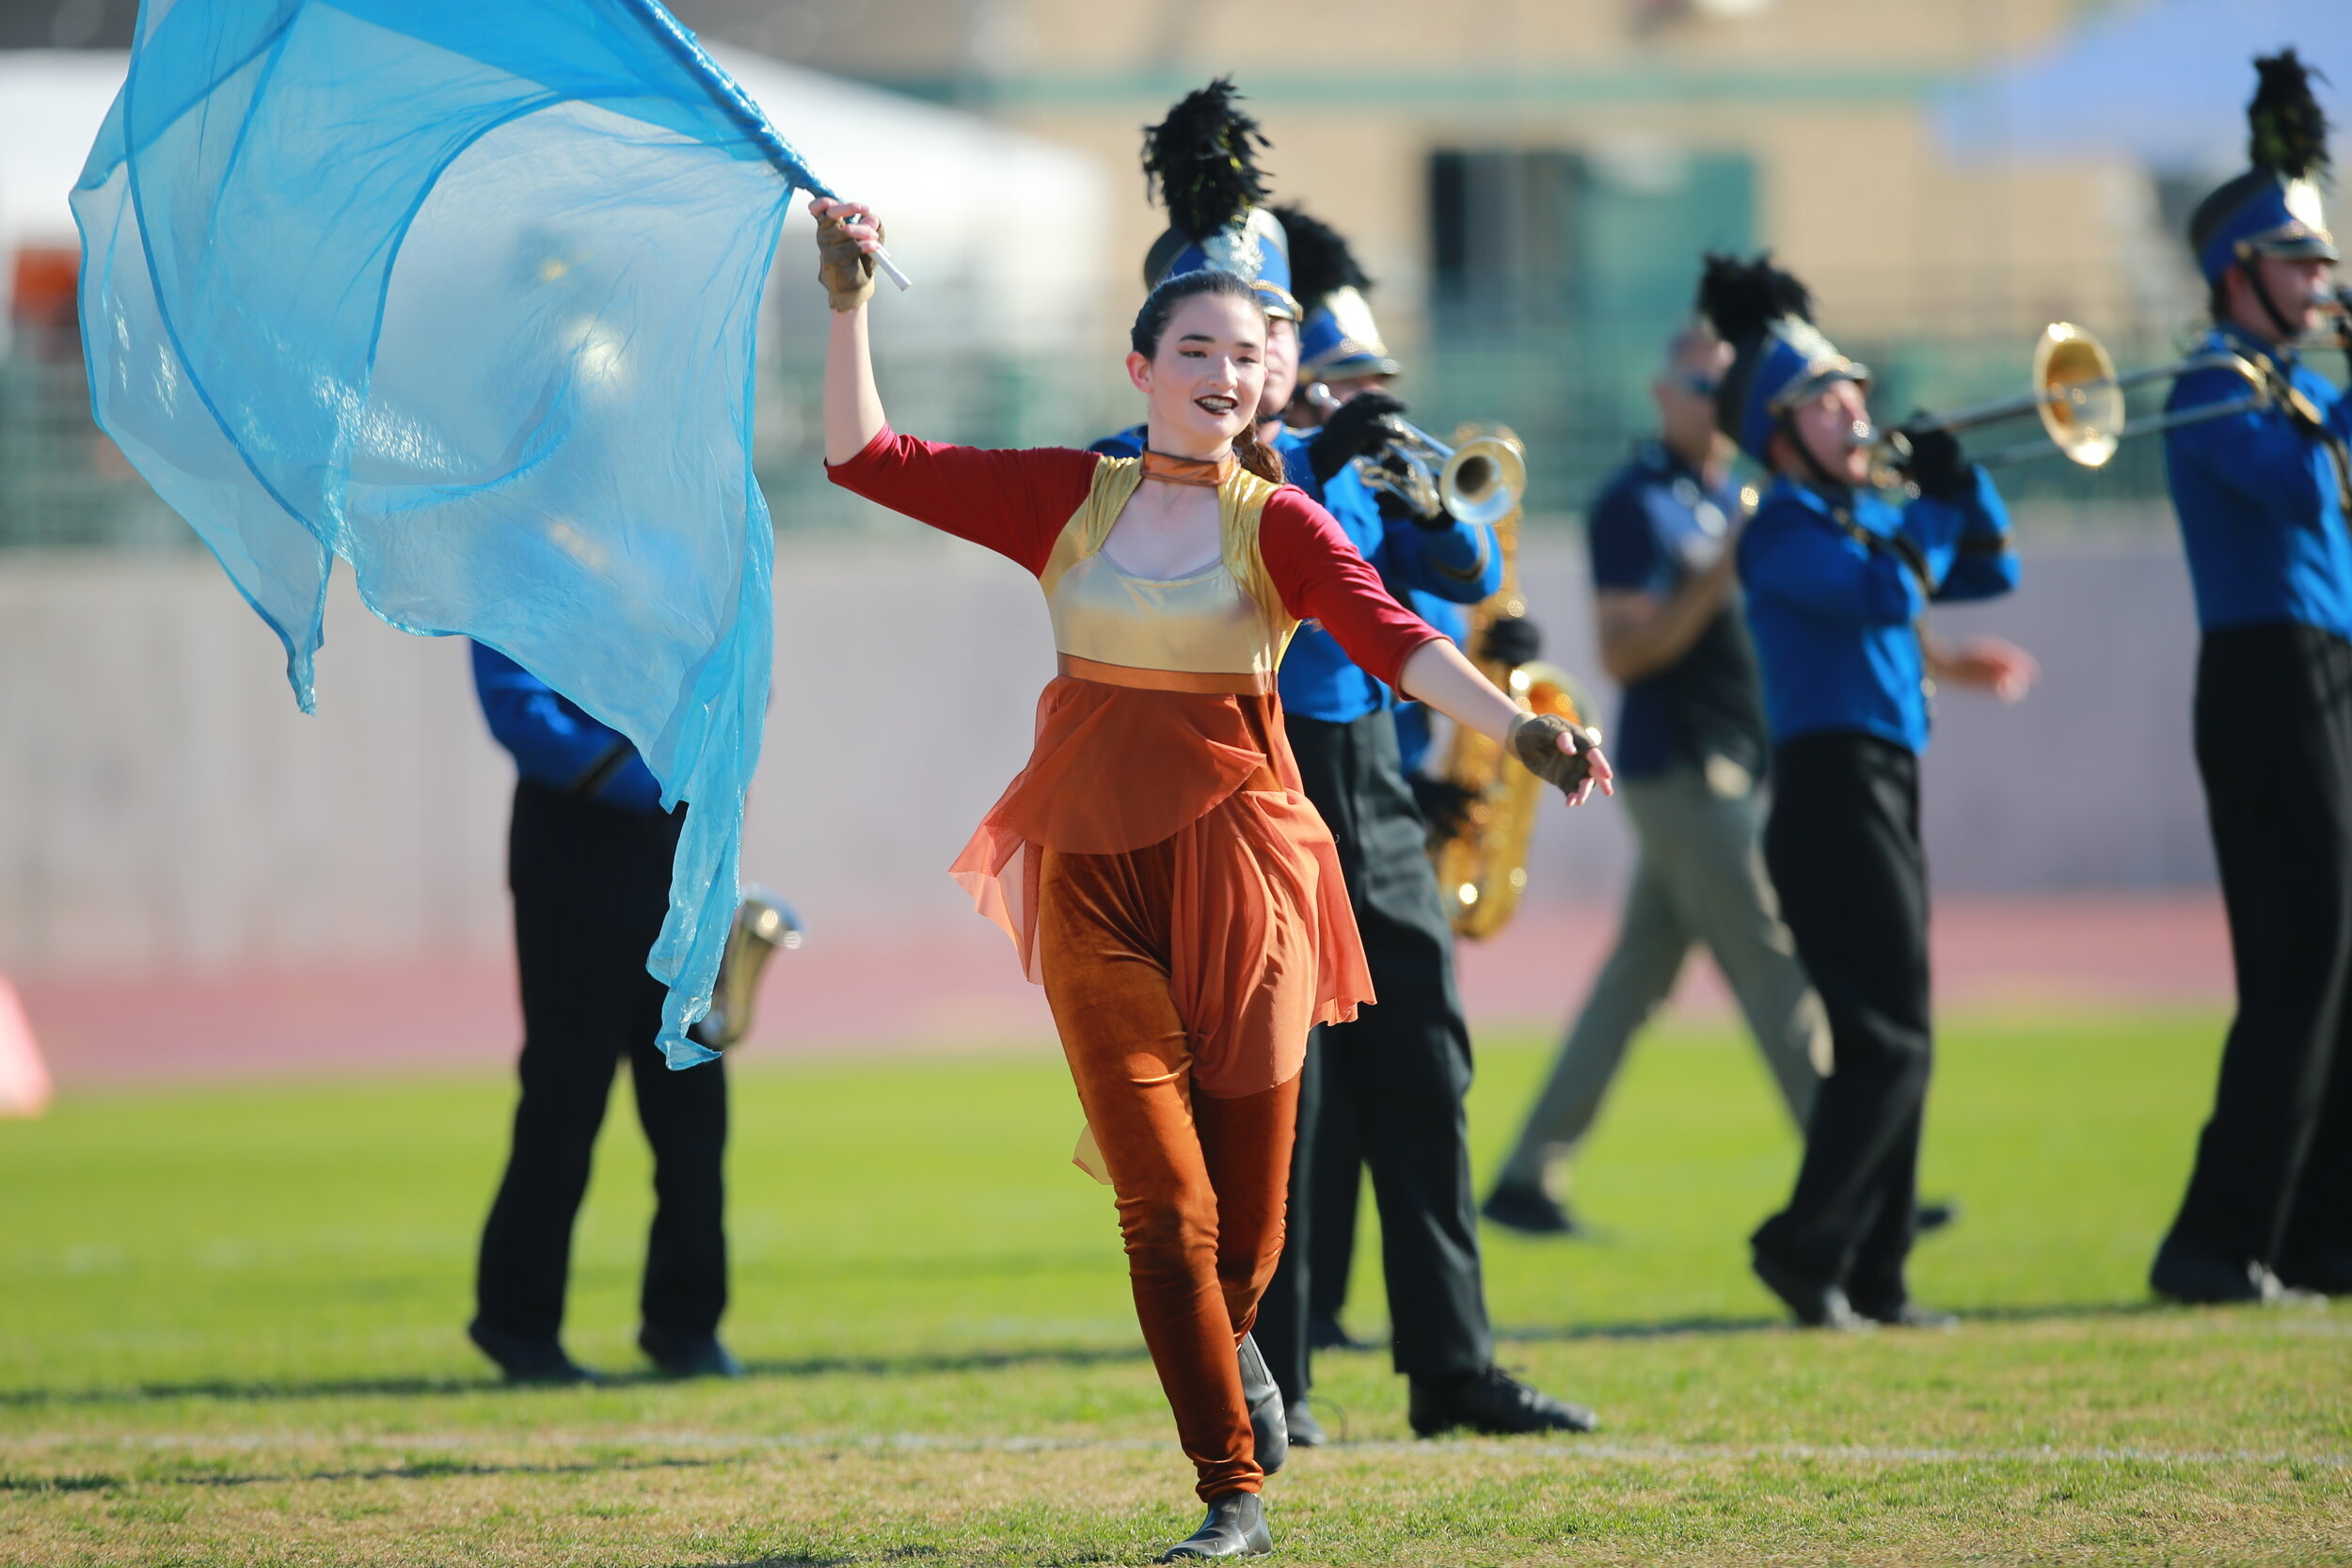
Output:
top-left (17, 895), bottom-right (2233, 1086)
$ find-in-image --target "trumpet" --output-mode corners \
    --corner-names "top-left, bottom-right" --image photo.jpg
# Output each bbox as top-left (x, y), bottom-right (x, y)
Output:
top-left (1862, 322), bottom-right (2285, 481)
top-left (1304, 382), bottom-right (1528, 527)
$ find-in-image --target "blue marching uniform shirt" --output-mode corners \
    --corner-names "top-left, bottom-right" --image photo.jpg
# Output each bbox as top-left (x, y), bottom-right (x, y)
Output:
top-left (1587, 440), bottom-right (1767, 782)
top-left (1737, 467), bottom-right (2018, 753)
top-left (472, 643), bottom-right (666, 816)
top-left (2164, 325), bottom-right (2352, 641)
top-left (1087, 424), bottom-right (1502, 720)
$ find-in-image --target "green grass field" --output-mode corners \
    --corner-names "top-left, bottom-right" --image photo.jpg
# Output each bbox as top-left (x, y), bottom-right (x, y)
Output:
top-left (3, 1009), bottom-right (2346, 1565)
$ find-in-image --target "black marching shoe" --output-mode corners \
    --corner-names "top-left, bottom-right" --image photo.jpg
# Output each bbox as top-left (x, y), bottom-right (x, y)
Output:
top-left (2276, 1246), bottom-right (2352, 1297)
top-left (1285, 1398), bottom-right (1326, 1449)
top-left (468, 1318), bottom-right (597, 1385)
top-left (1235, 1335), bottom-right (1286, 1476)
top-left (1751, 1249), bottom-right (1864, 1331)
top-left (1156, 1491), bottom-right (1271, 1561)
top-left (638, 1325), bottom-right (745, 1379)
top-left (1307, 1311), bottom-right (1363, 1352)
top-left (1850, 1296), bottom-right (1958, 1329)
top-left (1408, 1365), bottom-right (1598, 1438)
top-left (1481, 1180), bottom-right (1581, 1237)
top-left (2150, 1235), bottom-right (2314, 1305)
top-left (1915, 1199), bottom-right (1962, 1236)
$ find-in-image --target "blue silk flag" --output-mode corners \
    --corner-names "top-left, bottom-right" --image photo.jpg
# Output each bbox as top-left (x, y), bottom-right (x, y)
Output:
top-left (72, 0), bottom-right (836, 1067)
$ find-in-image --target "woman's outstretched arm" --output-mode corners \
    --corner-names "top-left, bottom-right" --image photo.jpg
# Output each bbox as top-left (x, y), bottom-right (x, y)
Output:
top-left (1396, 639), bottom-right (1613, 806)
top-left (814, 198), bottom-right (888, 464)
top-left (1259, 491), bottom-right (1613, 805)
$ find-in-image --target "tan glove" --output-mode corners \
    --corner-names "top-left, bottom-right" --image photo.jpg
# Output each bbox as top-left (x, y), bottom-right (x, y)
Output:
top-left (816, 209), bottom-right (882, 313)
top-left (1508, 711), bottom-right (1601, 799)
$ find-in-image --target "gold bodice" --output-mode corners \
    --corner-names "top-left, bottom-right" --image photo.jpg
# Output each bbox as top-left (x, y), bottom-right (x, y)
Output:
top-left (1039, 457), bottom-right (1295, 682)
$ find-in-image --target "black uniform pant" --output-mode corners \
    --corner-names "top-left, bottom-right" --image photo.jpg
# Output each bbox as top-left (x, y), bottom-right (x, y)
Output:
top-left (474, 780), bottom-right (728, 1343)
top-left (1752, 732), bottom-right (1929, 1307)
top-left (1307, 1091), bottom-right (1366, 1328)
top-left (2169, 623), bottom-right (2352, 1270)
top-left (1257, 710), bottom-right (1492, 1403)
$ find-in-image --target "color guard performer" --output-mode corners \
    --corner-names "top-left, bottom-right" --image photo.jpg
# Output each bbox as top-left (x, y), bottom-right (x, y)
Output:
top-left (1092, 93), bottom-right (1599, 1444)
top-left (813, 171), bottom-right (1611, 1564)
top-left (2151, 51), bottom-right (2352, 1305)
top-left (1698, 254), bottom-right (2020, 1330)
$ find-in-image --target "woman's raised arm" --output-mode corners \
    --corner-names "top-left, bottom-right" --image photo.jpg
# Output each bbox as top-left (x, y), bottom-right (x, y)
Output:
top-left (814, 198), bottom-right (888, 464)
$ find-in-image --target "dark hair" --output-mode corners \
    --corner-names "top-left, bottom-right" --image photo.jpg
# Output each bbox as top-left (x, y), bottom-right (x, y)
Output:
top-left (1131, 266), bottom-right (1262, 356)
top-left (1128, 269), bottom-right (1287, 486)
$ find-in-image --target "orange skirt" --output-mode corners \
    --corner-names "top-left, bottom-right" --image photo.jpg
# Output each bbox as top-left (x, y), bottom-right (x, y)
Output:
top-left (952, 673), bottom-right (1372, 1097)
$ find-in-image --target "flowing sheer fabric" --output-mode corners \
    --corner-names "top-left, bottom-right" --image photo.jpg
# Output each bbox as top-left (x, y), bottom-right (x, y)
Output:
top-left (72, 0), bottom-right (838, 1066)
top-left (955, 680), bottom-right (1370, 1100)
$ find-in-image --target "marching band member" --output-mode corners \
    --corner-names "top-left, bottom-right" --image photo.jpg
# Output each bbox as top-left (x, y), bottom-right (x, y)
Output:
top-left (815, 183), bottom-right (1609, 1558)
top-left (1698, 254), bottom-right (2020, 1330)
top-left (2152, 51), bottom-right (2352, 1305)
top-left (1247, 201), bottom-right (1603, 1444)
top-left (467, 647), bottom-right (735, 1384)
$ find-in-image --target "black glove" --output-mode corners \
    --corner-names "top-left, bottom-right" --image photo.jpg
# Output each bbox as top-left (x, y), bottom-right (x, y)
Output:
top-left (1481, 615), bottom-right (1542, 668)
top-left (1307, 389), bottom-right (1408, 483)
top-left (1409, 774), bottom-right (1480, 846)
top-left (1509, 712), bottom-right (1601, 800)
top-left (1894, 416), bottom-right (1974, 500)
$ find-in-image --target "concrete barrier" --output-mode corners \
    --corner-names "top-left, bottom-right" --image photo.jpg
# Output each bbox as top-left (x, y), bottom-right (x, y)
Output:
top-left (0, 518), bottom-right (2216, 987)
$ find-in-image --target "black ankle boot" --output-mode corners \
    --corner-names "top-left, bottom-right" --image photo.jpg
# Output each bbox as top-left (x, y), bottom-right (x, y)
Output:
top-left (1236, 1335), bottom-right (1286, 1476)
top-left (1157, 1491), bottom-right (1271, 1560)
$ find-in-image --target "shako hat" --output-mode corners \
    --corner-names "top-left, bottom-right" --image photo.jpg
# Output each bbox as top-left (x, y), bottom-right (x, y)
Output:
top-left (1695, 252), bottom-right (1869, 467)
top-left (1274, 203), bottom-right (1401, 380)
top-left (1139, 77), bottom-right (1299, 320)
top-left (2190, 49), bottom-right (2338, 287)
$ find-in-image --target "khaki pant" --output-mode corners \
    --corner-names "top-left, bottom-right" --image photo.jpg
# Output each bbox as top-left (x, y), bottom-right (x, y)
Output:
top-left (1496, 763), bottom-right (1828, 1194)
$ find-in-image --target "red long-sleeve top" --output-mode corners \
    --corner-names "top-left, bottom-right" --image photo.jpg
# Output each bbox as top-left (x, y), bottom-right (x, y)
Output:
top-left (827, 428), bottom-right (1443, 1096)
top-left (826, 428), bottom-right (1441, 689)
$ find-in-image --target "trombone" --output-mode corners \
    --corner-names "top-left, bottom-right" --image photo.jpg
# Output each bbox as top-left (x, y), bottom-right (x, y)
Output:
top-left (1304, 382), bottom-right (1529, 527)
top-left (1867, 322), bottom-right (2281, 480)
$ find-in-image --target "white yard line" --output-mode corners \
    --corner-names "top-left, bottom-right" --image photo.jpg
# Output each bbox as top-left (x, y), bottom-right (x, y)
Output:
top-left (10, 1432), bottom-right (2344, 1470)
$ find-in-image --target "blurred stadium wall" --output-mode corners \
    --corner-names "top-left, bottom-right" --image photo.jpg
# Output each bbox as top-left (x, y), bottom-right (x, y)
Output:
top-left (0, 1), bottom-right (2302, 1045)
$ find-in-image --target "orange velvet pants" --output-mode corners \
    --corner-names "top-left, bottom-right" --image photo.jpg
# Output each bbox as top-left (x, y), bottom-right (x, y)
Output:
top-left (1038, 832), bottom-right (1300, 1502)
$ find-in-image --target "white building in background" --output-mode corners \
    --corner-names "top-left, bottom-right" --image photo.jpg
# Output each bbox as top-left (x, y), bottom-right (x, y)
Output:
top-left (0, 43), bottom-right (1111, 358)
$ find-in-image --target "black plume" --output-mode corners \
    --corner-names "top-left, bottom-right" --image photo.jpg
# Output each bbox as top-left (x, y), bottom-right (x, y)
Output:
top-left (1272, 203), bottom-right (1370, 314)
top-left (1141, 77), bottom-right (1273, 241)
top-left (2249, 49), bottom-right (2331, 182)
top-left (1694, 251), bottom-right (1813, 344)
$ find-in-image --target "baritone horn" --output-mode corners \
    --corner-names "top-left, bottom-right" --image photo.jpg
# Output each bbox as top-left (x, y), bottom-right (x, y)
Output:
top-left (1866, 321), bottom-right (2280, 482)
top-left (1305, 382), bottom-right (1527, 526)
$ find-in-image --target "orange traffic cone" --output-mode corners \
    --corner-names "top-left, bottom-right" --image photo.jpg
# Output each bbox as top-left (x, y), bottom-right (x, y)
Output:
top-left (0, 974), bottom-right (52, 1118)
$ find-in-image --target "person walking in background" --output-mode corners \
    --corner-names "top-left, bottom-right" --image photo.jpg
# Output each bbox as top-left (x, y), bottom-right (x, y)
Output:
top-left (1698, 253), bottom-right (2022, 1331)
top-left (2151, 52), bottom-right (2352, 1305)
top-left (1482, 325), bottom-right (1826, 1237)
top-left (467, 645), bottom-right (739, 1385)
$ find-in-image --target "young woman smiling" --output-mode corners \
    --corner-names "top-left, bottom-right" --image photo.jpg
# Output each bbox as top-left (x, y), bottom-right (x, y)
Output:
top-left (813, 199), bottom-right (1610, 1561)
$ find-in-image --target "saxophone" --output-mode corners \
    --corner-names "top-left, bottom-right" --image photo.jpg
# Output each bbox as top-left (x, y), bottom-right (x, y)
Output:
top-left (1426, 430), bottom-right (1597, 942)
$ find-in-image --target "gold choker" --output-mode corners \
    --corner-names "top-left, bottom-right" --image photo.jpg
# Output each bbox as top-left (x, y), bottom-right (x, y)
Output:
top-left (1140, 449), bottom-right (1236, 488)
